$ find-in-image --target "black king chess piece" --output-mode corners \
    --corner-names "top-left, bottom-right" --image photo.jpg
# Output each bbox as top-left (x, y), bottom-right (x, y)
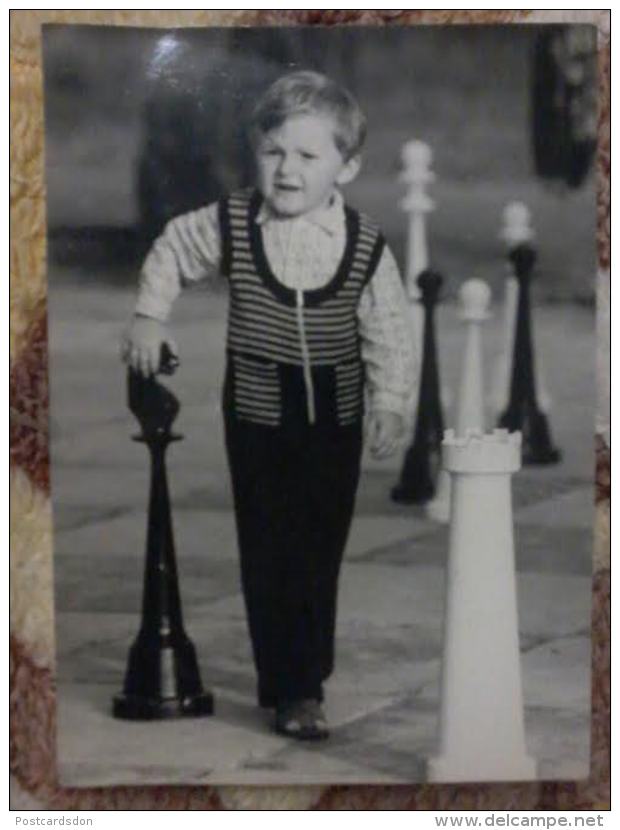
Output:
top-left (392, 269), bottom-right (445, 504)
top-left (113, 344), bottom-right (214, 719)
top-left (498, 243), bottom-right (561, 465)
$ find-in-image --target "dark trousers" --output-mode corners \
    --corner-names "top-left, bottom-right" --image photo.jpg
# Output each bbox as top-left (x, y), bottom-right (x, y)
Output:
top-left (224, 416), bottom-right (363, 705)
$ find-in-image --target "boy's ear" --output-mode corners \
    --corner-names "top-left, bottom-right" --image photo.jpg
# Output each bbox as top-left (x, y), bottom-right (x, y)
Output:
top-left (336, 154), bottom-right (361, 186)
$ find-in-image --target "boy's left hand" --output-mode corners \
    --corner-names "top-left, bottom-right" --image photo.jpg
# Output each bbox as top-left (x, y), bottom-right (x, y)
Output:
top-left (367, 410), bottom-right (404, 459)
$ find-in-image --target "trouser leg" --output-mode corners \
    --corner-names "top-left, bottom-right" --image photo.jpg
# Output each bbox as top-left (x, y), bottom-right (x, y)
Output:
top-left (225, 419), bottom-right (362, 704)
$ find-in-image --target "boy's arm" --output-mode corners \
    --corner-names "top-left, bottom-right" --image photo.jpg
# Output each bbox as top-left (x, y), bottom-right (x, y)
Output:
top-left (135, 202), bottom-right (222, 322)
top-left (125, 203), bottom-right (222, 374)
top-left (358, 244), bottom-right (418, 424)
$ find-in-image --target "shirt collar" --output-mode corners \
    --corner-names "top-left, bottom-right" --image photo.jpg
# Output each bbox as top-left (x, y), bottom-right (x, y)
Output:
top-left (255, 190), bottom-right (344, 236)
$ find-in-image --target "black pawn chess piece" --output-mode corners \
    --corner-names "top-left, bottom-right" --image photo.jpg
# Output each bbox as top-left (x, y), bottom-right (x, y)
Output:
top-left (392, 270), bottom-right (445, 504)
top-left (498, 244), bottom-right (561, 465)
top-left (113, 344), bottom-right (214, 720)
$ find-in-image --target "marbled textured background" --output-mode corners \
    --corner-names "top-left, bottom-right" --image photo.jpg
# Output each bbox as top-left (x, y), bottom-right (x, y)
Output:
top-left (10, 9), bottom-right (610, 811)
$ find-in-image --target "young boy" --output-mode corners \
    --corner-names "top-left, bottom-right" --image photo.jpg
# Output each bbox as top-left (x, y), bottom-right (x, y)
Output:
top-left (124, 71), bottom-right (416, 740)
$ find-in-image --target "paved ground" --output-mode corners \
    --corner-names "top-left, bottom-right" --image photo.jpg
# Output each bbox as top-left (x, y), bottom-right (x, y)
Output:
top-left (48, 277), bottom-right (595, 786)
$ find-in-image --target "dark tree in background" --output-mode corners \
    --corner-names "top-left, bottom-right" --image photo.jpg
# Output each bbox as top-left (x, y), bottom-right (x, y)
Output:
top-left (531, 25), bottom-right (597, 189)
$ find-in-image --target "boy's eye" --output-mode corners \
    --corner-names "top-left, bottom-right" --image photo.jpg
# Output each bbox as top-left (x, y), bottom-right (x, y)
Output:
top-left (300, 152), bottom-right (317, 160)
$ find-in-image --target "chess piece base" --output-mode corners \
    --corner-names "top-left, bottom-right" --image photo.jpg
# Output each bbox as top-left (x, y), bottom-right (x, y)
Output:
top-left (427, 753), bottom-right (537, 783)
top-left (523, 446), bottom-right (562, 465)
top-left (113, 690), bottom-right (214, 721)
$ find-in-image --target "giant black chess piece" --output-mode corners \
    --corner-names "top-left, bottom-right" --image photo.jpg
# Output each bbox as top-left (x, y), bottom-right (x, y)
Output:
top-left (392, 270), bottom-right (445, 504)
top-left (498, 244), bottom-right (561, 465)
top-left (113, 345), bottom-right (214, 719)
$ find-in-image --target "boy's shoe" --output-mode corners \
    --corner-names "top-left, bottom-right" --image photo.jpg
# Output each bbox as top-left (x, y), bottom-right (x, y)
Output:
top-left (274, 699), bottom-right (329, 741)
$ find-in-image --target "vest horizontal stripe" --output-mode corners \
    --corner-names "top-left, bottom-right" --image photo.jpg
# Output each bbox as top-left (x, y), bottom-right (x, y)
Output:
top-left (234, 352), bottom-right (278, 367)
top-left (230, 233), bottom-right (251, 246)
top-left (337, 377), bottom-right (363, 390)
top-left (230, 272), bottom-right (368, 299)
top-left (231, 280), bottom-right (363, 311)
top-left (234, 300), bottom-right (358, 327)
top-left (236, 412), bottom-right (280, 426)
top-left (228, 338), bottom-right (358, 365)
top-left (229, 221), bottom-right (251, 233)
top-left (337, 393), bottom-right (362, 407)
top-left (231, 316), bottom-right (357, 347)
top-left (230, 227), bottom-right (251, 238)
top-left (338, 403), bottom-right (362, 417)
top-left (233, 285), bottom-right (357, 321)
top-left (234, 378), bottom-right (280, 396)
top-left (357, 235), bottom-right (375, 248)
top-left (229, 325), bottom-right (357, 358)
top-left (337, 377), bottom-right (362, 390)
top-left (235, 398), bottom-right (280, 414)
top-left (232, 297), bottom-right (360, 327)
top-left (235, 308), bottom-right (358, 337)
top-left (235, 389), bottom-right (280, 405)
top-left (235, 393), bottom-right (279, 408)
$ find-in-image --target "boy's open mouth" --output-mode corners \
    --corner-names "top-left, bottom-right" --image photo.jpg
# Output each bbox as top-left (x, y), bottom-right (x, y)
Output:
top-left (275, 183), bottom-right (301, 192)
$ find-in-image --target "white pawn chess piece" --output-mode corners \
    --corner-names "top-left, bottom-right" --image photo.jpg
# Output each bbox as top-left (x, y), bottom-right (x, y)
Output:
top-left (491, 201), bottom-right (551, 416)
top-left (427, 429), bottom-right (536, 782)
top-left (426, 279), bottom-right (491, 522)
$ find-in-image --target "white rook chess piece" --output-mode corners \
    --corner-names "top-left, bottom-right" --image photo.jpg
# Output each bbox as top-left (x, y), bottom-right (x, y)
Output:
top-left (491, 202), bottom-right (551, 416)
top-left (427, 429), bottom-right (536, 783)
top-left (426, 279), bottom-right (491, 522)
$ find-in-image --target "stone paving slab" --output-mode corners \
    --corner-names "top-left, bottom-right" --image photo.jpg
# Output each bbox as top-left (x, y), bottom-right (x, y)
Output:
top-left (515, 485), bottom-right (595, 529)
top-left (524, 707), bottom-right (590, 781)
top-left (55, 508), bottom-right (238, 560)
top-left (57, 683), bottom-right (288, 787)
top-left (521, 636), bottom-right (592, 711)
top-left (361, 523), bottom-right (592, 576)
top-left (517, 572), bottom-right (592, 641)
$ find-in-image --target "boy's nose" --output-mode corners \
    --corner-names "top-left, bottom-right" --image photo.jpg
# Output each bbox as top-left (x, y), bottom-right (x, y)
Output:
top-left (277, 154), bottom-right (297, 177)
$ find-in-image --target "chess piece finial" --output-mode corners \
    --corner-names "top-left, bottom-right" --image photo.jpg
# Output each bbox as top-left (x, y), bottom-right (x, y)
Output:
top-left (500, 201), bottom-right (535, 247)
top-left (459, 277), bottom-right (492, 322)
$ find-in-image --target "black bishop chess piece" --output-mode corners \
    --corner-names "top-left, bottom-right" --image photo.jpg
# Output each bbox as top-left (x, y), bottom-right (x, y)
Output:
top-left (497, 243), bottom-right (561, 465)
top-left (113, 343), bottom-right (214, 720)
top-left (391, 269), bottom-right (445, 504)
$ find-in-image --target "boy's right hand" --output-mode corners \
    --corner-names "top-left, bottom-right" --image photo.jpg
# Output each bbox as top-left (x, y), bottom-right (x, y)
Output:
top-left (121, 315), bottom-right (177, 376)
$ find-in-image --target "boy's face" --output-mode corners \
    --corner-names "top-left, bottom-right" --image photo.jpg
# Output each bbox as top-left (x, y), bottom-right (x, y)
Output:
top-left (255, 112), bottom-right (360, 218)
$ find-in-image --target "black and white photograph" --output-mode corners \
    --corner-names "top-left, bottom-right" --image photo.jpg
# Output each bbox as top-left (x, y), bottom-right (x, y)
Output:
top-left (43, 23), bottom-right (598, 786)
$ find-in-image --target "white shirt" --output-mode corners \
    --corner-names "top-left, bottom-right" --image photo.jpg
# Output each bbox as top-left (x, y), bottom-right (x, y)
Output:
top-left (136, 191), bottom-right (417, 418)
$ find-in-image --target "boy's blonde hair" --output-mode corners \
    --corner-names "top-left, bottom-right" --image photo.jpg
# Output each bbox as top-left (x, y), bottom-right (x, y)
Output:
top-left (249, 70), bottom-right (367, 160)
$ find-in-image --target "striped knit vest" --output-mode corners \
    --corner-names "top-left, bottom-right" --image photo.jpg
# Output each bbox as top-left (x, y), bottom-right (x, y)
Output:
top-left (219, 190), bottom-right (385, 429)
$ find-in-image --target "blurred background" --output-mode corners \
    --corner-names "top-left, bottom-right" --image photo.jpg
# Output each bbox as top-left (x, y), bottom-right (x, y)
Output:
top-left (43, 23), bottom-right (597, 299)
